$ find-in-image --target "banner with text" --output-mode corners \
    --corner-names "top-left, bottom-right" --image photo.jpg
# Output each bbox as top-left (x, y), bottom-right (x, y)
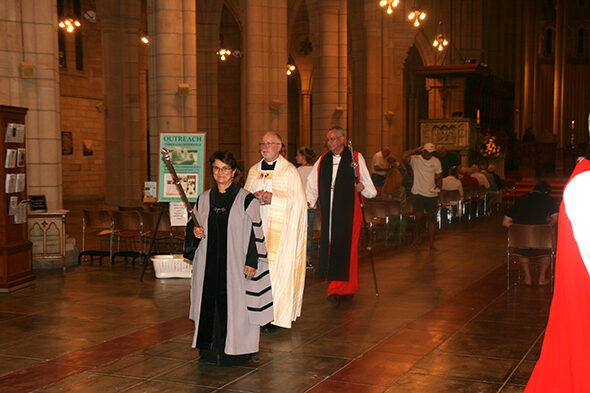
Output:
top-left (158, 133), bottom-right (206, 202)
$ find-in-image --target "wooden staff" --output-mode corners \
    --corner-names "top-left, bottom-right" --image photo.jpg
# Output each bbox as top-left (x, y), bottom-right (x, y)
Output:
top-left (347, 140), bottom-right (379, 297)
top-left (161, 148), bottom-right (199, 227)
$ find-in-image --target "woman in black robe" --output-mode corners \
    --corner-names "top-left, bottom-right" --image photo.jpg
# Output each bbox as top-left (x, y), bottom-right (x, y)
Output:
top-left (186, 151), bottom-right (272, 366)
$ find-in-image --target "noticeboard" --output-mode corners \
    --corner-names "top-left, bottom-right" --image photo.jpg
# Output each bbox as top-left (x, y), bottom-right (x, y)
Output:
top-left (158, 133), bottom-right (206, 202)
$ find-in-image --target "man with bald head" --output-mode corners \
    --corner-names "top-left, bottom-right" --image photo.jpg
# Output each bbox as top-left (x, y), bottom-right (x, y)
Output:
top-left (244, 132), bottom-right (307, 331)
top-left (306, 126), bottom-right (377, 307)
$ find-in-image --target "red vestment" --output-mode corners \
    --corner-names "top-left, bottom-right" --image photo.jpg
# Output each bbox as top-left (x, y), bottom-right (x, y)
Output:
top-left (525, 159), bottom-right (590, 392)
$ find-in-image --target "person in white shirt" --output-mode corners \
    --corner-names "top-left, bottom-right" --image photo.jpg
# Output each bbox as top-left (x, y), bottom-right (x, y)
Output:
top-left (470, 164), bottom-right (490, 189)
top-left (442, 166), bottom-right (464, 196)
top-left (403, 143), bottom-right (442, 251)
top-left (371, 147), bottom-right (391, 188)
top-left (296, 146), bottom-right (317, 268)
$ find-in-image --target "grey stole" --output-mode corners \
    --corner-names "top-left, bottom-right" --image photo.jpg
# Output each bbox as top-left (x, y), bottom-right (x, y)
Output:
top-left (189, 187), bottom-right (273, 355)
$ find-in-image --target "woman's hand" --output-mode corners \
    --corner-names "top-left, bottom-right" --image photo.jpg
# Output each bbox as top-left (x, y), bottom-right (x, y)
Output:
top-left (193, 226), bottom-right (205, 239)
top-left (244, 266), bottom-right (256, 280)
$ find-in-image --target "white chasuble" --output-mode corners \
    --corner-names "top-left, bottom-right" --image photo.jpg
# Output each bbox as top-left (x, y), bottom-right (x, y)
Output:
top-left (245, 155), bottom-right (307, 328)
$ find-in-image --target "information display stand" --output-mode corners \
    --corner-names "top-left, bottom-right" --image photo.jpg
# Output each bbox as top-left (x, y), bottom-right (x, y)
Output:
top-left (0, 105), bottom-right (34, 292)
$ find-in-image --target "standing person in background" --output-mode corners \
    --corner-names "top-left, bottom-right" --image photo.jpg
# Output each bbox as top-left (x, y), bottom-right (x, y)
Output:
top-left (403, 143), bottom-right (442, 252)
top-left (244, 132), bottom-right (307, 331)
top-left (296, 147), bottom-right (317, 269)
top-left (435, 146), bottom-right (461, 177)
top-left (306, 126), bottom-right (377, 308)
top-left (187, 151), bottom-right (273, 366)
top-left (371, 147), bottom-right (391, 188)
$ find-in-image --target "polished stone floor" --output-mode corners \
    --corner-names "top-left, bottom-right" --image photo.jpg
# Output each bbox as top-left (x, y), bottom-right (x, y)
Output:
top-left (0, 215), bottom-right (552, 392)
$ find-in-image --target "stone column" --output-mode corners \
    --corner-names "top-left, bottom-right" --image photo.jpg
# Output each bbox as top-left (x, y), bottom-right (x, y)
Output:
top-left (147, 0), bottom-right (197, 177)
top-left (243, 0), bottom-right (288, 166)
top-left (364, 2), bottom-right (383, 158)
top-left (311, 0), bottom-right (347, 153)
top-left (99, 1), bottom-right (145, 206)
top-left (0, 1), bottom-right (62, 210)
top-left (521, 0), bottom-right (535, 136)
top-left (196, 2), bottom-right (222, 161)
top-left (553, 0), bottom-right (566, 147)
top-left (299, 90), bottom-right (312, 147)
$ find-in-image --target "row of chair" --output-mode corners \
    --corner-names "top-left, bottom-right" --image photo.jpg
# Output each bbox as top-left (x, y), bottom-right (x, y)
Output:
top-left (79, 208), bottom-right (183, 265)
top-left (361, 193), bottom-right (556, 289)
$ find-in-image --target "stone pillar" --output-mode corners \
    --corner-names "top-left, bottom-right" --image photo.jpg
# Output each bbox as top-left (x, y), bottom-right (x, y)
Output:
top-left (147, 0), bottom-right (197, 177)
top-left (311, 0), bottom-right (347, 153)
top-left (0, 1), bottom-right (62, 210)
top-left (364, 2), bottom-right (383, 158)
top-left (196, 3), bottom-right (222, 161)
top-left (299, 90), bottom-right (312, 147)
top-left (99, 1), bottom-right (145, 206)
top-left (553, 0), bottom-right (566, 147)
top-left (521, 0), bottom-right (535, 136)
top-left (242, 0), bottom-right (288, 166)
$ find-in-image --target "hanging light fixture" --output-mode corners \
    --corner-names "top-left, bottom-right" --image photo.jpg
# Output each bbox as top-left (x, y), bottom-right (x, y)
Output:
top-left (217, 48), bottom-right (231, 61)
top-left (286, 64), bottom-right (296, 76)
top-left (379, 0), bottom-right (400, 15)
top-left (407, 2), bottom-right (426, 28)
top-left (432, 21), bottom-right (449, 52)
top-left (58, 18), bottom-right (81, 33)
top-left (140, 35), bottom-right (149, 44)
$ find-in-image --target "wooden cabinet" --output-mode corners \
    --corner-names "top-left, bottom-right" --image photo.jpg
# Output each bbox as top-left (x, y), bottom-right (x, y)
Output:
top-left (0, 105), bottom-right (34, 293)
top-left (28, 211), bottom-right (69, 270)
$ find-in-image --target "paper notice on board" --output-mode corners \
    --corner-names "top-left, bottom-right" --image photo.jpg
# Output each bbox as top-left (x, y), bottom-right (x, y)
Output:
top-left (5, 149), bottom-right (16, 168)
top-left (5, 174), bottom-right (16, 193)
top-left (169, 201), bottom-right (189, 227)
top-left (16, 173), bottom-right (25, 192)
top-left (4, 123), bottom-right (25, 143)
top-left (8, 196), bottom-right (17, 215)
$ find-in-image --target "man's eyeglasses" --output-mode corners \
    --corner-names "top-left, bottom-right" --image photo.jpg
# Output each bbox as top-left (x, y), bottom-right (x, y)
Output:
top-left (212, 166), bottom-right (233, 173)
top-left (259, 142), bottom-right (281, 147)
top-left (325, 136), bottom-right (343, 143)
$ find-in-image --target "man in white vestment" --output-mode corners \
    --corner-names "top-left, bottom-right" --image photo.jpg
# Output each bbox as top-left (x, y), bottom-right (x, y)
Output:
top-left (244, 132), bottom-right (307, 329)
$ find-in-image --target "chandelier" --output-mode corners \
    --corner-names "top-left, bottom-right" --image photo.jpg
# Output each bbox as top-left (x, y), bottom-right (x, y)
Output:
top-left (432, 21), bottom-right (449, 51)
top-left (379, 0), bottom-right (400, 14)
top-left (286, 64), bottom-right (296, 76)
top-left (58, 18), bottom-right (81, 33)
top-left (408, 8), bottom-right (426, 27)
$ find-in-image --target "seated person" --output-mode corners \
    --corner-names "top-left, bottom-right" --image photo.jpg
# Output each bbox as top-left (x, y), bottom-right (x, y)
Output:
top-left (502, 181), bottom-right (558, 286)
top-left (487, 164), bottom-right (503, 189)
top-left (459, 166), bottom-right (480, 190)
top-left (470, 164), bottom-right (490, 189)
top-left (371, 147), bottom-right (391, 188)
top-left (382, 155), bottom-right (406, 201)
top-left (442, 166), bottom-right (463, 196)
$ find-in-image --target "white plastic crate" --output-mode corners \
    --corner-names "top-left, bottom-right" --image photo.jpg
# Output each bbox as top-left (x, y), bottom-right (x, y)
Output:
top-left (151, 255), bottom-right (192, 278)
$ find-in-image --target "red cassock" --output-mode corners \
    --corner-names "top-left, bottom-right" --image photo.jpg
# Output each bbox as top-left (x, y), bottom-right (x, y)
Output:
top-left (525, 159), bottom-right (590, 392)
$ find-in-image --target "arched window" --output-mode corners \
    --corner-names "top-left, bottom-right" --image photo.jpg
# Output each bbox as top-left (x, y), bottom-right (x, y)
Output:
top-left (543, 28), bottom-right (554, 56)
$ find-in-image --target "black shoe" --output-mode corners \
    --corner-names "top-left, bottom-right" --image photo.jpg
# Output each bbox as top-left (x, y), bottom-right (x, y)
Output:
top-left (261, 323), bottom-right (279, 333)
top-left (198, 356), bottom-right (218, 365)
top-left (340, 294), bottom-right (354, 301)
top-left (306, 261), bottom-right (314, 269)
top-left (327, 294), bottom-right (340, 308)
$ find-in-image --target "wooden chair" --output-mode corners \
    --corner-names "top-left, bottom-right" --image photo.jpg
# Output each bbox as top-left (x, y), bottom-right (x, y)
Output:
top-left (140, 210), bottom-right (176, 255)
top-left (437, 189), bottom-right (462, 228)
top-left (79, 210), bottom-right (115, 264)
top-left (462, 187), bottom-right (480, 221)
top-left (112, 210), bottom-right (144, 264)
top-left (506, 224), bottom-right (556, 289)
top-left (363, 201), bottom-right (391, 243)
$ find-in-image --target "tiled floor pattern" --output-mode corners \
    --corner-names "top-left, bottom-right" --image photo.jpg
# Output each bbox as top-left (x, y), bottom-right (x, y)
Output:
top-left (0, 215), bottom-right (551, 392)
